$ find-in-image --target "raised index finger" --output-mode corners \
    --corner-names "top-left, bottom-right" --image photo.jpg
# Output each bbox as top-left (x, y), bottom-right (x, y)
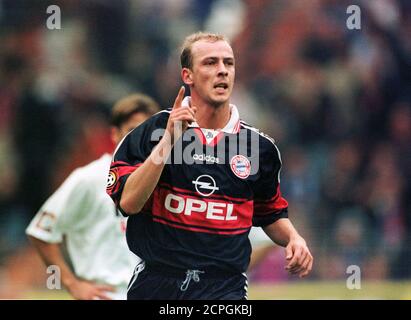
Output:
top-left (173, 86), bottom-right (185, 110)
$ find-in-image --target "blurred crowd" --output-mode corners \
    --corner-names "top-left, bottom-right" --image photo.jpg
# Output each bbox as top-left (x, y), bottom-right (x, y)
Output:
top-left (0, 0), bottom-right (410, 292)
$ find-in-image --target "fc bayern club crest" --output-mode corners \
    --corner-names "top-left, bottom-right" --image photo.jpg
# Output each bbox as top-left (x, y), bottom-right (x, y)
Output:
top-left (230, 155), bottom-right (251, 179)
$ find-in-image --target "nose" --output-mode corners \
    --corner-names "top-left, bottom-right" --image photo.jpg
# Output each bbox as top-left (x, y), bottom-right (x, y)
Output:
top-left (217, 61), bottom-right (228, 77)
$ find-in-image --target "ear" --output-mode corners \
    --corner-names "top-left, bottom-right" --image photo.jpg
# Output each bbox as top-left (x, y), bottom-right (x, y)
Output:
top-left (111, 127), bottom-right (121, 145)
top-left (181, 68), bottom-right (193, 86)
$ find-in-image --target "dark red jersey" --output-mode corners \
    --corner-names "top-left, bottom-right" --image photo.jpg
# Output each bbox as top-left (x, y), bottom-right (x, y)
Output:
top-left (107, 100), bottom-right (288, 274)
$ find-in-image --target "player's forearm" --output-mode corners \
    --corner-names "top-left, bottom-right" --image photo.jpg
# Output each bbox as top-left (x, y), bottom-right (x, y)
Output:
top-left (263, 218), bottom-right (302, 247)
top-left (28, 236), bottom-right (77, 287)
top-left (120, 135), bottom-right (173, 214)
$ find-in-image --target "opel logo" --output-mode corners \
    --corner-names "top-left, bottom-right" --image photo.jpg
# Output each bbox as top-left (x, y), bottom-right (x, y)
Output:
top-left (192, 175), bottom-right (219, 197)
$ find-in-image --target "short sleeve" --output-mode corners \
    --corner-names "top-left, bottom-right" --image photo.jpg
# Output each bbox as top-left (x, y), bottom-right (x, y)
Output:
top-left (25, 170), bottom-right (90, 243)
top-left (106, 111), bottom-right (168, 212)
top-left (252, 139), bottom-right (288, 227)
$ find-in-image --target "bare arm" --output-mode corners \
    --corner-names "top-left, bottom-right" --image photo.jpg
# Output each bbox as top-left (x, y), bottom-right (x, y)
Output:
top-left (263, 218), bottom-right (313, 278)
top-left (28, 236), bottom-right (114, 300)
top-left (119, 137), bottom-right (172, 214)
top-left (120, 86), bottom-right (197, 214)
top-left (263, 218), bottom-right (300, 247)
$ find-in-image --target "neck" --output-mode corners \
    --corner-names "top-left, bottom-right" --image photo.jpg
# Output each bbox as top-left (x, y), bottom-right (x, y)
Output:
top-left (190, 96), bottom-right (231, 130)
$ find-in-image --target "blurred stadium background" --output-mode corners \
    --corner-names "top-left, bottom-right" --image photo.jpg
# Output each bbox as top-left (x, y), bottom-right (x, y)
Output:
top-left (0, 0), bottom-right (410, 299)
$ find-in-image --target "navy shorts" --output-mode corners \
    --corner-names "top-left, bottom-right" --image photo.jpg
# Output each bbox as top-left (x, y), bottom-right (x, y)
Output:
top-left (127, 262), bottom-right (248, 300)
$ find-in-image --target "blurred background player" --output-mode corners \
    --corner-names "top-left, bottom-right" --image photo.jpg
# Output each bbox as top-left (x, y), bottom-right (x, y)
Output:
top-left (248, 227), bottom-right (276, 271)
top-left (25, 94), bottom-right (160, 300)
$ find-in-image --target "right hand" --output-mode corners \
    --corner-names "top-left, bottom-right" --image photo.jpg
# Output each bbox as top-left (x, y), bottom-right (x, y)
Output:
top-left (165, 86), bottom-right (197, 144)
top-left (284, 235), bottom-right (313, 278)
top-left (67, 279), bottom-right (115, 300)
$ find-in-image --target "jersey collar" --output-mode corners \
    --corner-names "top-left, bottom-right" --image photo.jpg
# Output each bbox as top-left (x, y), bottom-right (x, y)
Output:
top-left (183, 96), bottom-right (240, 134)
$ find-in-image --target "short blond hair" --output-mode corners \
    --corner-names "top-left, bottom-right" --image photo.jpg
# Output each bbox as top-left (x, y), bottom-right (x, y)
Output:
top-left (111, 94), bottom-right (159, 128)
top-left (180, 32), bottom-right (228, 69)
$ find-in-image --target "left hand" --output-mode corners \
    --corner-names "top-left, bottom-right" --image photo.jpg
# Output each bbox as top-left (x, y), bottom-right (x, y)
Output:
top-left (284, 235), bottom-right (313, 278)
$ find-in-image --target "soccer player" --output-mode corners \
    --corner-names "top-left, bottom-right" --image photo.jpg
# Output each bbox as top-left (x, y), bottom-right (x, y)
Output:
top-left (107, 32), bottom-right (313, 300)
top-left (26, 94), bottom-right (160, 300)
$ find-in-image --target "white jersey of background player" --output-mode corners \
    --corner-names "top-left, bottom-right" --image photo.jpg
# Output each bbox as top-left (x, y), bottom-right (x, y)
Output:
top-left (26, 94), bottom-right (160, 300)
top-left (248, 227), bottom-right (276, 271)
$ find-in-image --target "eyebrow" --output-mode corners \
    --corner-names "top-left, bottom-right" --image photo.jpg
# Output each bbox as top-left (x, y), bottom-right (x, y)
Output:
top-left (202, 56), bottom-right (235, 62)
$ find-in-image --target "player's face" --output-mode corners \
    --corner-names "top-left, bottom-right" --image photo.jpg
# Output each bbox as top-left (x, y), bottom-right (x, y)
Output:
top-left (187, 40), bottom-right (235, 107)
top-left (112, 113), bottom-right (150, 145)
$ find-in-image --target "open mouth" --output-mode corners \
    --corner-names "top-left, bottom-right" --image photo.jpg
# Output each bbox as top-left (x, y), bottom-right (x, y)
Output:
top-left (214, 83), bottom-right (228, 90)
